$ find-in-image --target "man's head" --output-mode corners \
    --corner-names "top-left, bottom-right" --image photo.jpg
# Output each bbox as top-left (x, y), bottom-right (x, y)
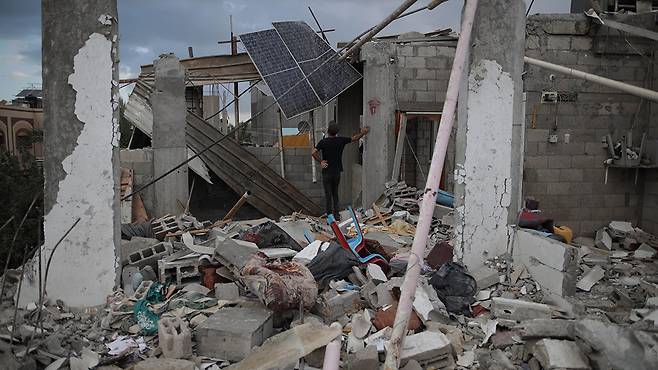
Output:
top-left (327, 122), bottom-right (339, 136)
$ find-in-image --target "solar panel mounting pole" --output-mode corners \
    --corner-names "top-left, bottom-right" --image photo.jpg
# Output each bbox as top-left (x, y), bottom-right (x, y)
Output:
top-left (230, 15), bottom-right (240, 142)
top-left (310, 109), bottom-right (317, 183)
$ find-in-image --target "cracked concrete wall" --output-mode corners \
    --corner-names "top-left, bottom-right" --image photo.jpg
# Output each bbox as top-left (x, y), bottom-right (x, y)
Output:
top-left (19, 0), bottom-right (120, 307)
top-left (455, 0), bottom-right (526, 270)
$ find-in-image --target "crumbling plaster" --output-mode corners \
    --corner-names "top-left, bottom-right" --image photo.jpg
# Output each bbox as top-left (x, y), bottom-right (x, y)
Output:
top-left (455, 59), bottom-right (514, 268)
top-left (19, 1), bottom-right (120, 307)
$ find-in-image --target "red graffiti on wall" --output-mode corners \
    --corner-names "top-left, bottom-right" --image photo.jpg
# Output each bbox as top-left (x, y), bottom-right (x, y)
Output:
top-left (367, 98), bottom-right (381, 115)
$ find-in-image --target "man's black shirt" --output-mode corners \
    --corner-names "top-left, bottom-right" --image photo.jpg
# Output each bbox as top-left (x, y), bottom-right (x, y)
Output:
top-left (315, 136), bottom-right (352, 175)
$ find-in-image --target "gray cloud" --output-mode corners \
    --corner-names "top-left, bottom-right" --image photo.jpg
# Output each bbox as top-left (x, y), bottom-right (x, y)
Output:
top-left (1, 0), bottom-right (572, 101)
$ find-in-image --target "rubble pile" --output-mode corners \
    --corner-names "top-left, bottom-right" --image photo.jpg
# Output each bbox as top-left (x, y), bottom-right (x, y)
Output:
top-left (2, 189), bottom-right (658, 370)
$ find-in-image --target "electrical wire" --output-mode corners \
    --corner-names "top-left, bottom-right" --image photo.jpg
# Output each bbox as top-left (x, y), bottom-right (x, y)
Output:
top-left (122, 2), bottom-right (443, 201)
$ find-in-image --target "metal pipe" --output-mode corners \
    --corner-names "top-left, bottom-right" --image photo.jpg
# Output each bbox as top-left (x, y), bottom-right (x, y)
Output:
top-left (339, 0), bottom-right (419, 61)
top-left (278, 110), bottom-right (286, 179)
top-left (383, 0), bottom-right (479, 368)
top-left (310, 110), bottom-right (317, 183)
top-left (321, 340), bottom-right (341, 370)
top-left (524, 56), bottom-right (658, 103)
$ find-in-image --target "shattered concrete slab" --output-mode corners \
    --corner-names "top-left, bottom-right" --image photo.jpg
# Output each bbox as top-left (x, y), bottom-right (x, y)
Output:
top-left (513, 229), bottom-right (578, 297)
top-left (399, 331), bottom-right (452, 367)
top-left (195, 306), bottom-right (273, 362)
top-left (492, 297), bottom-right (555, 321)
top-left (532, 339), bottom-right (590, 370)
top-left (576, 265), bottom-right (605, 292)
top-left (226, 322), bottom-right (341, 370)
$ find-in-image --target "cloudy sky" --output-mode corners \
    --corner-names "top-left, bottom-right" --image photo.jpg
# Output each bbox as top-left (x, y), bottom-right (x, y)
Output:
top-left (0, 0), bottom-right (571, 120)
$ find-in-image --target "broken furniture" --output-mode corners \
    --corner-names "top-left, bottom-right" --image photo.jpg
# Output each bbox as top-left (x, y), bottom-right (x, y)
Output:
top-left (327, 206), bottom-right (388, 267)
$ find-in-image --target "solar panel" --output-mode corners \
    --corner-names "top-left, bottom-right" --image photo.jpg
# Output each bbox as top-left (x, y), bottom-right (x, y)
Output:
top-left (240, 21), bottom-right (361, 119)
top-left (273, 21), bottom-right (361, 104)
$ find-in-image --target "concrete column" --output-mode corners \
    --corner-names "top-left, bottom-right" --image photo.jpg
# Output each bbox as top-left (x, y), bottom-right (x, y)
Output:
top-left (19, 0), bottom-right (120, 307)
top-left (152, 54), bottom-right (188, 217)
top-left (454, 0), bottom-right (526, 270)
top-left (361, 42), bottom-right (397, 207)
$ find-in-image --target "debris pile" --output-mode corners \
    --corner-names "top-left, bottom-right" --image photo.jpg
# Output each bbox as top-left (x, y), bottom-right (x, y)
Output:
top-left (2, 188), bottom-right (658, 370)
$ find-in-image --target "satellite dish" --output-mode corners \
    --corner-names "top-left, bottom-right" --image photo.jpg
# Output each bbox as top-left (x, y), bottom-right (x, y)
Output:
top-left (298, 120), bottom-right (310, 133)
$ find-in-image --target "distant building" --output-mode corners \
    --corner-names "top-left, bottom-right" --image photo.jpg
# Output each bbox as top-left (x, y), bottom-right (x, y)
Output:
top-left (0, 89), bottom-right (44, 161)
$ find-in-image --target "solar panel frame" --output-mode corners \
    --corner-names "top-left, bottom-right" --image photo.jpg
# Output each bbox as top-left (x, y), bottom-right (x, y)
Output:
top-left (240, 21), bottom-right (362, 119)
top-left (240, 29), bottom-right (321, 118)
top-left (273, 21), bottom-right (362, 105)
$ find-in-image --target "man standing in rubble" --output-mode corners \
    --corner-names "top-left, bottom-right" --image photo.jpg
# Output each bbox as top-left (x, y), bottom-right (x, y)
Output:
top-left (312, 122), bottom-right (370, 219)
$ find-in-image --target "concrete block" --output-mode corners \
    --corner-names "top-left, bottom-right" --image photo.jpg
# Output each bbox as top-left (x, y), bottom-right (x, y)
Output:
top-left (547, 36), bottom-right (572, 50)
top-left (532, 339), bottom-right (589, 370)
top-left (133, 280), bottom-right (153, 301)
top-left (127, 242), bottom-right (173, 269)
top-left (547, 182), bottom-right (571, 195)
top-left (214, 282), bottom-right (239, 300)
top-left (132, 359), bottom-right (195, 370)
top-left (158, 257), bottom-right (201, 286)
top-left (195, 306), bottom-right (274, 362)
top-left (415, 91), bottom-right (435, 102)
top-left (425, 57), bottom-right (448, 69)
top-left (513, 229), bottom-right (578, 297)
top-left (415, 69), bottom-right (436, 79)
top-left (416, 46), bottom-right (438, 57)
top-left (491, 297), bottom-right (554, 321)
top-left (406, 80), bottom-right (427, 91)
top-left (403, 56), bottom-right (425, 69)
top-left (526, 129), bottom-right (549, 142)
top-left (520, 319), bottom-right (575, 340)
top-left (120, 237), bottom-right (160, 265)
top-left (399, 331), bottom-right (453, 368)
top-left (158, 317), bottom-right (192, 359)
top-left (472, 266), bottom-right (500, 290)
top-left (559, 169), bottom-right (584, 182)
top-left (347, 345), bottom-right (379, 370)
top-left (316, 290), bottom-right (364, 321)
top-left (427, 79), bottom-right (446, 91)
top-left (525, 156), bottom-right (547, 169)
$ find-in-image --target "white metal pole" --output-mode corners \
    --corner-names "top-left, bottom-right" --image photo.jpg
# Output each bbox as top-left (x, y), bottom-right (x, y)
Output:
top-left (525, 56), bottom-right (658, 103)
top-left (383, 0), bottom-right (479, 368)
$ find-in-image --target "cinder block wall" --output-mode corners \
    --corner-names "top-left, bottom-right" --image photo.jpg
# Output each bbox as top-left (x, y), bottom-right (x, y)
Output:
top-left (392, 42), bottom-right (457, 191)
top-left (523, 13), bottom-right (658, 235)
top-left (245, 147), bottom-right (326, 211)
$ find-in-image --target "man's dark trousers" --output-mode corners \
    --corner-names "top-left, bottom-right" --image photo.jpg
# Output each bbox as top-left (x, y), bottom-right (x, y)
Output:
top-left (322, 172), bottom-right (340, 217)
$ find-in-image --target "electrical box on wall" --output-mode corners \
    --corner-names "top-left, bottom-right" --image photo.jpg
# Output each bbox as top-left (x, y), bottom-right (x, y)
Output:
top-left (548, 134), bottom-right (559, 143)
top-left (541, 91), bottom-right (558, 104)
top-left (541, 91), bottom-right (578, 104)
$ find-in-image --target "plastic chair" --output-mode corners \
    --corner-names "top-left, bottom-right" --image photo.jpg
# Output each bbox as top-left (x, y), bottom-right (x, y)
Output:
top-left (327, 207), bottom-right (388, 266)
